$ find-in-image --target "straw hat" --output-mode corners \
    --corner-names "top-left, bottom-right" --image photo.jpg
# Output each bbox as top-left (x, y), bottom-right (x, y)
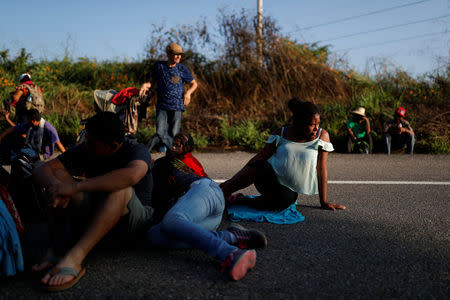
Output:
top-left (351, 107), bottom-right (366, 117)
top-left (166, 43), bottom-right (184, 55)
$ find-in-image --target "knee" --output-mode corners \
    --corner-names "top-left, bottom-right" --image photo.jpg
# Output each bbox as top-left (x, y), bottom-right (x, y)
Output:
top-left (108, 186), bottom-right (133, 211)
top-left (160, 211), bottom-right (188, 232)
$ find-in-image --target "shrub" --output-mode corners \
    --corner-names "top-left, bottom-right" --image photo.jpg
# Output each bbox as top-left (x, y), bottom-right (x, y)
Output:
top-left (220, 118), bottom-right (269, 150)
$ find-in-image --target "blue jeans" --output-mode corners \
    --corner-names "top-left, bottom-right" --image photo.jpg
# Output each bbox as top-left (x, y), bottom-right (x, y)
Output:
top-left (384, 133), bottom-right (415, 155)
top-left (147, 109), bottom-right (182, 151)
top-left (147, 178), bottom-right (237, 262)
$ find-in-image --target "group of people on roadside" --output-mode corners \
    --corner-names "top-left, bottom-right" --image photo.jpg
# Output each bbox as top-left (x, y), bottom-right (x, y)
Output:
top-left (346, 106), bottom-right (415, 155)
top-left (0, 42), bottom-right (413, 291)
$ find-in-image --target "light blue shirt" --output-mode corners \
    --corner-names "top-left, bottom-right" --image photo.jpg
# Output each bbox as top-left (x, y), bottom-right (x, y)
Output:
top-left (267, 129), bottom-right (334, 195)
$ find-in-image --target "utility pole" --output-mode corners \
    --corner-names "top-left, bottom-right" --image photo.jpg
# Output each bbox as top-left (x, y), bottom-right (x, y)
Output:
top-left (257, 0), bottom-right (263, 67)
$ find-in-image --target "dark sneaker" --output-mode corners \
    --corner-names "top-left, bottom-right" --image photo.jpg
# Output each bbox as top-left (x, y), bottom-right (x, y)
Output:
top-left (227, 224), bottom-right (268, 249)
top-left (221, 249), bottom-right (256, 281)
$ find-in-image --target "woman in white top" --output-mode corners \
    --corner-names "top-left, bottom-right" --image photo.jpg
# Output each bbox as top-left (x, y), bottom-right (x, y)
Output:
top-left (220, 98), bottom-right (346, 211)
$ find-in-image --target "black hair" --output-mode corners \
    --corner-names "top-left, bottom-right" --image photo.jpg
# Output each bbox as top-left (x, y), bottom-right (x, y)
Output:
top-left (26, 109), bottom-right (41, 122)
top-left (86, 112), bottom-right (125, 144)
top-left (287, 98), bottom-right (320, 125)
top-left (20, 74), bottom-right (31, 83)
top-left (174, 133), bottom-right (195, 153)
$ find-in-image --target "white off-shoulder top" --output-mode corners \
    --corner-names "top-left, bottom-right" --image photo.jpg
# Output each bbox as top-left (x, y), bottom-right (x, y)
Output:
top-left (266, 127), bottom-right (334, 195)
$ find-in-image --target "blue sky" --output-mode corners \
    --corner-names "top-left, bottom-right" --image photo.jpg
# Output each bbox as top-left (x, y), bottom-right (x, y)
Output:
top-left (1, 0), bottom-right (448, 76)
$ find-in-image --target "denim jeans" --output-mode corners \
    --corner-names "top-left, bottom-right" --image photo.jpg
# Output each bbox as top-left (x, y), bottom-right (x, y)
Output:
top-left (147, 109), bottom-right (182, 151)
top-left (384, 133), bottom-right (415, 155)
top-left (147, 178), bottom-right (237, 262)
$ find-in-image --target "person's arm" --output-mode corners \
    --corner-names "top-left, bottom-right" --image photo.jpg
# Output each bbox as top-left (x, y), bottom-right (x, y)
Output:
top-left (11, 88), bottom-right (24, 104)
top-left (347, 127), bottom-right (356, 140)
top-left (55, 141), bottom-right (66, 153)
top-left (49, 159), bottom-right (148, 198)
top-left (0, 127), bottom-right (15, 143)
top-left (33, 158), bottom-right (74, 208)
top-left (347, 120), bottom-right (356, 140)
top-left (139, 82), bottom-right (152, 97)
top-left (317, 130), bottom-right (346, 211)
top-left (4, 111), bottom-right (16, 127)
top-left (363, 117), bottom-right (371, 135)
top-left (383, 120), bottom-right (393, 134)
top-left (400, 121), bottom-right (414, 136)
top-left (184, 79), bottom-right (198, 106)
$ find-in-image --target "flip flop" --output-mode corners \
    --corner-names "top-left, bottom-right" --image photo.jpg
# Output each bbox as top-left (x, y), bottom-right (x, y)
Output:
top-left (42, 266), bottom-right (86, 292)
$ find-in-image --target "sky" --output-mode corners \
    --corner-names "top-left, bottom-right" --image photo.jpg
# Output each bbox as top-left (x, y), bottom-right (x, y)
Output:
top-left (1, 0), bottom-right (449, 77)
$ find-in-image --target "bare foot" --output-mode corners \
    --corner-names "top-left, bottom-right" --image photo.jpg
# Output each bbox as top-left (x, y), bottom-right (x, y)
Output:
top-left (41, 257), bottom-right (82, 287)
top-left (32, 261), bottom-right (55, 273)
top-left (32, 250), bottom-right (58, 272)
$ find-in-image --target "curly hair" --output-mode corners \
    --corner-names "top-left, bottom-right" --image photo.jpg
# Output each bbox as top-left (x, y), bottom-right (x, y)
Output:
top-left (287, 98), bottom-right (320, 125)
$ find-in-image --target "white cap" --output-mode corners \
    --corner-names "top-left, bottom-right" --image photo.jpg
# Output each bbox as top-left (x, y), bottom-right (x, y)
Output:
top-left (19, 73), bottom-right (31, 81)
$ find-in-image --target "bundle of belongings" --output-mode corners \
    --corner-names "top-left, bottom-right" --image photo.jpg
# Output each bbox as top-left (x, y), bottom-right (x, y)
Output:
top-left (93, 87), bottom-right (151, 135)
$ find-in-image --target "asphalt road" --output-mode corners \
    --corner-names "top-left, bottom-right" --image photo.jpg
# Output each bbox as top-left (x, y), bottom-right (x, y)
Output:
top-left (1, 153), bottom-right (449, 299)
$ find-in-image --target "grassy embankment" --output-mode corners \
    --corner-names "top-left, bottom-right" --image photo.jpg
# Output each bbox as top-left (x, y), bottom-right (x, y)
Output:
top-left (0, 10), bottom-right (448, 153)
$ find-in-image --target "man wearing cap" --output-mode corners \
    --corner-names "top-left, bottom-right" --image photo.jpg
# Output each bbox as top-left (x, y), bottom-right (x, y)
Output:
top-left (383, 107), bottom-right (415, 155)
top-left (139, 43), bottom-right (198, 153)
top-left (346, 107), bottom-right (372, 154)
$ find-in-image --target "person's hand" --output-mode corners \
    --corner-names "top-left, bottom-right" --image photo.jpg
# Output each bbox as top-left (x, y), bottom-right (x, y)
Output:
top-left (139, 83), bottom-right (151, 97)
top-left (399, 127), bottom-right (405, 133)
top-left (184, 92), bottom-right (191, 106)
top-left (321, 202), bottom-right (346, 211)
top-left (51, 195), bottom-right (71, 209)
top-left (351, 134), bottom-right (356, 140)
top-left (48, 182), bottom-right (78, 208)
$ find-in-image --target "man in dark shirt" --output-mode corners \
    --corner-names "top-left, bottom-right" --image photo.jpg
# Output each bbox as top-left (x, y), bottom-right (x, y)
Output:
top-left (32, 112), bottom-right (153, 291)
top-left (139, 43), bottom-right (198, 153)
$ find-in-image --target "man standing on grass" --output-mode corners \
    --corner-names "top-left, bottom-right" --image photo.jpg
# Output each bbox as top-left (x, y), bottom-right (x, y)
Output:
top-left (32, 112), bottom-right (154, 292)
top-left (139, 43), bottom-right (198, 153)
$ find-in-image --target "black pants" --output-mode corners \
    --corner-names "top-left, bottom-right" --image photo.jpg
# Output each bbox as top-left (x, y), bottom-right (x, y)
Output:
top-left (234, 160), bottom-right (298, 211)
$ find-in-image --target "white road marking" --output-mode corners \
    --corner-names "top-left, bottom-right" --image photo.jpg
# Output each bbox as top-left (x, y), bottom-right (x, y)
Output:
top-left (213, 179), bottom-right (450, 185)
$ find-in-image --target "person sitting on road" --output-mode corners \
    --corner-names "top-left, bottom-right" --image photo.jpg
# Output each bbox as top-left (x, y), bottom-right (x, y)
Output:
top-left (0, 109), bottom-right (65, 161)
top-left (220, 98), bottom-right (346, 211)
top-left (32, 112), bottom-right (154, 292)
top-left (346, 107), bottom-right (373, 154)
top-left (383, 106), bottom-right (415, 155)
top-left (148, 133), bottom-right (267, 281)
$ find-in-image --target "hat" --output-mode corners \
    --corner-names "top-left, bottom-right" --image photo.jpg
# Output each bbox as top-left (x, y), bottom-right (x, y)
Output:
top-left (395, 107), bottom-right (406, 117)
top-left (19, 73), bottom-right (31, 81)
top-left (351, 107), bottom-right (366, 117)
top-left (166, 43), bottom-right (184, 55)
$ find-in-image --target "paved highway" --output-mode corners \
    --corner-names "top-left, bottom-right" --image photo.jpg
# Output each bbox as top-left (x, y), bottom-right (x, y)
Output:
top-left (1, 153), bottom-right (449, 299)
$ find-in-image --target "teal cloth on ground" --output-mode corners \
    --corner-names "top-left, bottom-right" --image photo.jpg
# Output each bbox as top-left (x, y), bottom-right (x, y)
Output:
top-left (228, 200), bottom-right (305, 224)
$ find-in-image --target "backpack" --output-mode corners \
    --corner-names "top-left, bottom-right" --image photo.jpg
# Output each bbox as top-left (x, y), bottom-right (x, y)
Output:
top-left (353, 139), bottom-right (369, 154)
top-left (21, 84), bottom-right (45, 113)
top-left (8, 153), bottom-right (46, 224)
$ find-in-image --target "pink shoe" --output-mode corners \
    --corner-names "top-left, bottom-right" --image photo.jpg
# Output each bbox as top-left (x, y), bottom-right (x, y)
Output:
top-left (221, 249), bottom-right (257, 281)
